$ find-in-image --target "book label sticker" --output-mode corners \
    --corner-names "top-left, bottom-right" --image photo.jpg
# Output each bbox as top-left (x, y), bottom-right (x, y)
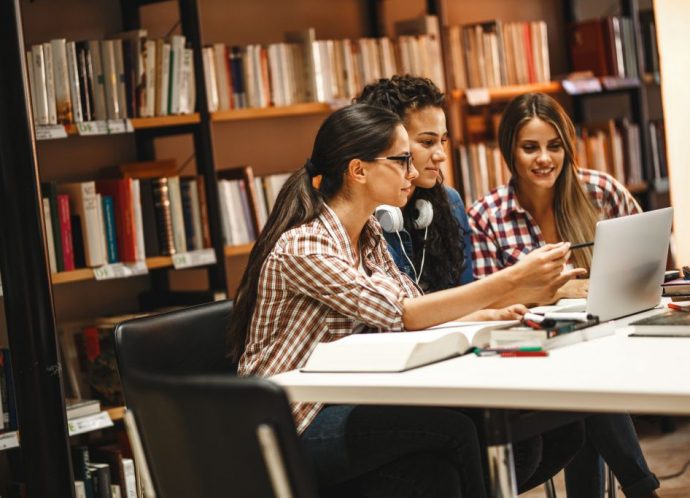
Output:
top-left (35, 125), bottom-right (68, 140)
top-left (172, 248), bottom-right (217, 269)
top-left (93, 261), bottom-right (149, 280)
top-left (107, 120), bottom-right (133, 134)
top-left (465, 88), bottom-right (490, 106)
top-left (562, 78), bottom-right (602, 95)
top-left (0, 431), bottom-right (19, 451)
top-left (77, 121), bottom-right (109, 136)
top-left (68, 412), bottom-right (113, 436)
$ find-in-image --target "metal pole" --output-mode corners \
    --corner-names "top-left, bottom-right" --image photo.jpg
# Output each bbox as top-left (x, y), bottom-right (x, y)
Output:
top-left (0, 1), bottom-right (75, 497)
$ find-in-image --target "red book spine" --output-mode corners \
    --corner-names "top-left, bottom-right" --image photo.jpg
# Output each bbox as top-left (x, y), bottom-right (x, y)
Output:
top-left (56, 194), bottom-right (75, 271)
top-left (96, 179), bottom-right (137, 262)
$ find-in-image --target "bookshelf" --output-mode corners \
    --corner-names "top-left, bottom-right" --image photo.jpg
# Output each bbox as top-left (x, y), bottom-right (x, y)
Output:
top-left (0, 0), bottom-right (673, 496)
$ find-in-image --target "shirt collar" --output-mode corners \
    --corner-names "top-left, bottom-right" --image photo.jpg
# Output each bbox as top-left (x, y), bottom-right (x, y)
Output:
top-left (505, 180), bottom-right (528, 216)
top-left (318, 204), bottom-right (381, 264)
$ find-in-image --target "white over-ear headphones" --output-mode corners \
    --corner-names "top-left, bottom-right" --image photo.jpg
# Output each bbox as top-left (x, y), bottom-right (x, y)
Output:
top-left (375, 199), bottom-right (433, 232)
top-left (375, 200), bottom-right (433, 284)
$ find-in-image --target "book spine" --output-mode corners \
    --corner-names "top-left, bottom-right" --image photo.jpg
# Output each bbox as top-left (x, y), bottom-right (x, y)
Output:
top-left (42, 198), bottom-right (58, 273)
top-left (41, 42), bottom-right (58, 124)
top-left (50, 39), bottom-right (73, 124)
top-left (152, 178), bottom-right (175, 255)
top-left (121, 459), bottom-right (137, 498)
top-left (57, 194), bottom-right (75, 271)
top-left (166, 176), bottom-right (187, 253)
top-left (101, 196), bottom-right (119, 263)
top-left (88, 40), bottom-right (108, 121)
top-left (77, 42), bottom-right (95, 122)
top-left (31, 44), bottom-right (50, 125)
top-left (66, 41), bottom-right (84, 123)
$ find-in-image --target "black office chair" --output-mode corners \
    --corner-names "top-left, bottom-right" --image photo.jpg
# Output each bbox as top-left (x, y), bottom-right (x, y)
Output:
top-left (127, 371), bottom-right (320, 498)
top-left (113, 299), bottom-right (236, 382)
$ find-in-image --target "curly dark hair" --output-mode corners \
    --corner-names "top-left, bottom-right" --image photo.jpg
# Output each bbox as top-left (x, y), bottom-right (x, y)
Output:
top-left (356, 75), bottom-right (466, 291)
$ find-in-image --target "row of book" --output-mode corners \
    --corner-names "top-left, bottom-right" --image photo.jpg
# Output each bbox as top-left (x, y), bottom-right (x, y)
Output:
top-left (575, 119), bottom-right (644, 186)
top-left (72, 444), bottom-right (138, 498)
top-left (202, 16), bottom-right (444, 111)
top-left (40, 175), bottom-right (211, 272)
top-left (217, 170), bottom-right (292, 246)
top-left (447, 20), bottom-right (551, 90)
top-left (570, 16), bottom-right (639, 79)
top-left (27, 32), bottom-right (195, 126)
top-left (457, 142), bottom-right (510, 204)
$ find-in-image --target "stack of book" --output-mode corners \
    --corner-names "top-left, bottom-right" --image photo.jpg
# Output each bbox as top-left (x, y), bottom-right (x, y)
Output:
top-left (662, 278), bottom-right (690, 301)
top-left (446, 19), bottom-right (551, 90)
top-left (72, 444), bottom-right (138, 498)
top-left (26, 31), bottom-right (196, 127)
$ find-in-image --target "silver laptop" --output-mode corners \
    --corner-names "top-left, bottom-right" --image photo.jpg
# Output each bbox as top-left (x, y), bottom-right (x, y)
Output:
top-left (540, 207), bottom-right (673, 321)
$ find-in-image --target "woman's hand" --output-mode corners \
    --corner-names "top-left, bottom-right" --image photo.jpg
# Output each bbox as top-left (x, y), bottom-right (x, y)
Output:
top-left (460, 304), bottom-right (529, 321)
top-left (555, 278), bottom-right (589, 299)
top-left (507, 243), bottom-right (587, 305)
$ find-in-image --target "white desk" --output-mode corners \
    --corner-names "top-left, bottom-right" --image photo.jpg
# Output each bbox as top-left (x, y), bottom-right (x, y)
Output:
top-left (271, 307), bottom-right (690, 497)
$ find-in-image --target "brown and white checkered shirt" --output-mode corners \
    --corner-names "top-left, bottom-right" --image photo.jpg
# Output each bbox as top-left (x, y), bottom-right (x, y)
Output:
top-left (238, 204), bottom-right (421, 434)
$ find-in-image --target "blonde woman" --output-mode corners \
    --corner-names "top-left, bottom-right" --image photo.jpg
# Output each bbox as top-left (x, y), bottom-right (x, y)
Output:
top-left (469, 92), bottom-right (659, 498)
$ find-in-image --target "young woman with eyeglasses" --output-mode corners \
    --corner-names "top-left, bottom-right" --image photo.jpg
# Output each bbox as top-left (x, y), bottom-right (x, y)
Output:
top-left (227, 103), bottom-right (583, 497)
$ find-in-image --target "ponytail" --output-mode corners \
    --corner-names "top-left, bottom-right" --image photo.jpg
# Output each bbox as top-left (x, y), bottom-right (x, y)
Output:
top-left (227, 104), bottom-right (402, 361)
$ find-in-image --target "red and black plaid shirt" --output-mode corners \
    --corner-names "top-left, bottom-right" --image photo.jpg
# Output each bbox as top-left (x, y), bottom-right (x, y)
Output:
top-left (238, 204), bottom-right (421, 433)
top-left (468, 169), bottom-right (642, 278)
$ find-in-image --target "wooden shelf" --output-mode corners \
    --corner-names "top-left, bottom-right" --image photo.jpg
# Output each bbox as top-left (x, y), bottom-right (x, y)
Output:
top-left (451, 81), bottom-right (562, 104)
top-left (105, 406), bottom-right (126, 421)
top-left (129, 114), bottom-right (200, 128)
top-left (51, 256), bottom-right (174, 285)
top-left (211, 103), bottom-right (332, 122)
top-left (224, 243), bottom-right (254, 257)
top-left (626, 181), bottom-right (649, 194)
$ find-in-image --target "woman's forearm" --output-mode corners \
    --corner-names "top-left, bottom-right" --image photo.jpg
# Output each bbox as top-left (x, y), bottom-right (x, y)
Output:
top-left (402, 267), bottom-right (519, 329)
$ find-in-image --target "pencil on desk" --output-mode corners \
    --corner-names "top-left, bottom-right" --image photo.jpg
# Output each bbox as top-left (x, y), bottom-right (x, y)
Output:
top-left (569, 241), bottom-right (594, 250)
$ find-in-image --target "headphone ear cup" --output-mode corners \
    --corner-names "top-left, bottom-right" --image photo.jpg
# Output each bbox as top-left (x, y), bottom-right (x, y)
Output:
top-left (375, 205), bottom-right (404, 233)
top-left (412, 199), bottom-right (434, 230)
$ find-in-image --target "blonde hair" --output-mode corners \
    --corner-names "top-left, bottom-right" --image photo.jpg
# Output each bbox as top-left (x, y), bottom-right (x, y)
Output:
top-left (498, 93), bottom-right (599, 271)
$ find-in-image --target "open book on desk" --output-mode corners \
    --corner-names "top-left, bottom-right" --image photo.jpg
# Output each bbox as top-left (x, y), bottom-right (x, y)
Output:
top-left (301, 321), bottom-right (517, 373)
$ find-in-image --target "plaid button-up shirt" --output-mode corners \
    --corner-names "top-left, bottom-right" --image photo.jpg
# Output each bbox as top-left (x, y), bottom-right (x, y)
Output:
top-left (468, 169), bottom-right (642, 278)
top-left (238, 204), bottom-right (421, 434)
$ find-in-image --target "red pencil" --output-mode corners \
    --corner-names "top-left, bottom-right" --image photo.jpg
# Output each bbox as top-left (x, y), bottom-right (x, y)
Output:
top-left (500, 351), bottom-right (549, 357)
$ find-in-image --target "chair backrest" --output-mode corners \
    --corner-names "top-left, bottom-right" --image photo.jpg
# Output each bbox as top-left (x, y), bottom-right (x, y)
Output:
top-left (114, 299), bottom-right (235, 384)
top-left (130, 372), bottom-right (319, 498)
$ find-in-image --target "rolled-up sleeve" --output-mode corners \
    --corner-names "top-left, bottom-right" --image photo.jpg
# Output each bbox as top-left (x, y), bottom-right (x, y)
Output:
top-left (276, 233), bottom-right (408, 331)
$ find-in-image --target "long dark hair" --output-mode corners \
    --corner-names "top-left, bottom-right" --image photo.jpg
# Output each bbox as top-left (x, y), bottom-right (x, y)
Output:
top-left (356, 75), bottom-right (466, 290)
top-left (498, 93), bottom-right (598, 271)
top-left (227, 104), bottom-right (403, 361)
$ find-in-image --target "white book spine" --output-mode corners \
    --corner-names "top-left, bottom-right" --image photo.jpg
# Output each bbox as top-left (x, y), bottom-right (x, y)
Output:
top-left (66, 41), bottom-right (84, 123)
top-left (229, 180), bottom-right (249, 244)
top-left (26, 50), bottom-right (40, 122)
top-left (101, 40), bottom-right (120, 120)
top-left (131, 179), bottom-right (146, 261)
top-left (202, 47), bottom-right (219, 112)
top-left (212, 43), bottom-right (230, 111)
top-left (159, 43), bottom-right (171, 116)
top-left (218, 181), bottom-right (234, 245)
top-left (121, 458), bottom-right (139, 498)
top-left (112, 39), bottom-right (128, 119)
top-left (42, 198), bottom-right (58, 273)
top-left (74, 481), bottom-right (87, 498)
top-left (41, 43), bottom-right (58, 124)
top-left (178, 47), bottom-right (192, 114)
top-left (169, 35), bottom-right (185, 115)
top-left (143, 40), bottom-right (157, 117)
top-left (253, 176), bottom-right (268, 231)
top-left (166, 176), bottom-right (187, 253)
top-left (31, 45), bottom-right (50, 125)
top-left (49, 39), bottom-right (72, 124)
top-left (110, 485), bottom-right (122, 498)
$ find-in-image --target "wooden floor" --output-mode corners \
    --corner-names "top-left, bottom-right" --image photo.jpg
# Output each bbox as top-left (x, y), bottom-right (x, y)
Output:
top-left (522, 417), bottom-right (690, 497)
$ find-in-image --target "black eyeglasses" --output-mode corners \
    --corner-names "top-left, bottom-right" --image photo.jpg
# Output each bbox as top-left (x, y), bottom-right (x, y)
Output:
top-left (371, 153), bottom-right (414, 174)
